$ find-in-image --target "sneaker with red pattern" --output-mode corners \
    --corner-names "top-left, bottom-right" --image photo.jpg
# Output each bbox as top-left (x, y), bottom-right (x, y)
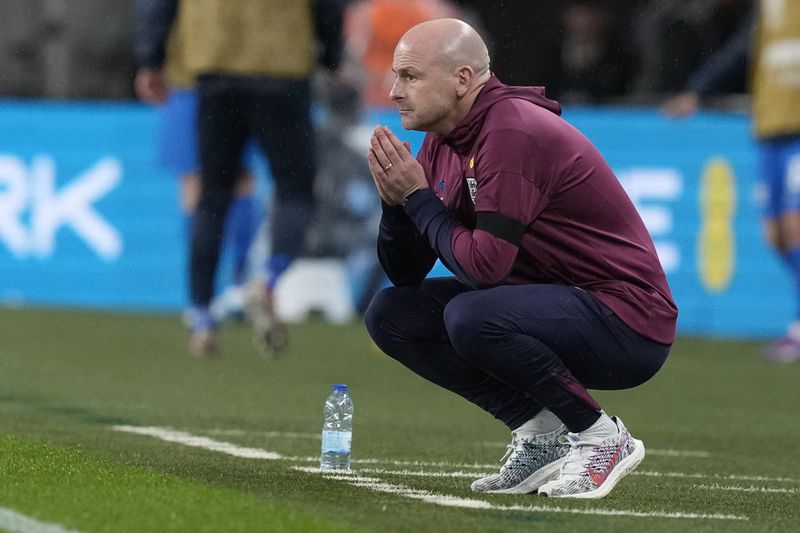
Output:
top-left (538, 415), bottom-right (644, 499)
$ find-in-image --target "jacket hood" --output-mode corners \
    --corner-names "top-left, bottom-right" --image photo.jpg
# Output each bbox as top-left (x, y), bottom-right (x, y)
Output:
top-left (443, 74), bottom-right (561, 153)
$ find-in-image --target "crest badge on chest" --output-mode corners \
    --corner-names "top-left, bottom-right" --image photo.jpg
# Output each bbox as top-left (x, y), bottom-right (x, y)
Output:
top-left (466, 178), bottom-right (477, 205)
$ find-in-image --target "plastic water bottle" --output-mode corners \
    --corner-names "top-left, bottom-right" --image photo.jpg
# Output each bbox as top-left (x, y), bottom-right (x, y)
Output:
top-left (320, 384), bottom-right (353, 470)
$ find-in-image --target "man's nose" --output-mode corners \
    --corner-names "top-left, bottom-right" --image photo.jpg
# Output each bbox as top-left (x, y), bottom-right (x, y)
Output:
top-left (389, 79), bottom-right (402, 101)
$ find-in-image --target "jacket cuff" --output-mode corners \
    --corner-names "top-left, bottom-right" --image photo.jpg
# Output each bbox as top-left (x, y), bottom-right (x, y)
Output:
top-left (403, 188), bottom-right (444, 229)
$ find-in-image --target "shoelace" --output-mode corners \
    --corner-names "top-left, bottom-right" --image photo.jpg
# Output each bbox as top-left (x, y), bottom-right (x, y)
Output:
top-left (558, 433), bottom-right (599, 477)
top-left (498, 434), bottom-right (519, 464)
top-left (498, 432), bottom-right (531, 468)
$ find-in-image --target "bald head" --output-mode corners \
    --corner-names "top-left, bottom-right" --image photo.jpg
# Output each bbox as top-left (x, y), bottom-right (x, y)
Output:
top-left (390, 19), bottom-right (491, 134)
top-left (396, 19), bottom-right (490, 80)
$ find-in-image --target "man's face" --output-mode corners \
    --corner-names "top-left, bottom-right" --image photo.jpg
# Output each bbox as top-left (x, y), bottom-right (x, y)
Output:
top-left (390, 44), bottom-right (459, 134)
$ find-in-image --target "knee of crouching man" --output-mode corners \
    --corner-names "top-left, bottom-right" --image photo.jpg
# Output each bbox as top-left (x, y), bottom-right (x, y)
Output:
top-left (443, 293), bottom-right (489, 358)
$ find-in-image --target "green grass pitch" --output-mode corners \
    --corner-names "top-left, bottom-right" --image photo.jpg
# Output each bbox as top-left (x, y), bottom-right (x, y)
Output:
top-left (0, 307), bottom-right (798, 532)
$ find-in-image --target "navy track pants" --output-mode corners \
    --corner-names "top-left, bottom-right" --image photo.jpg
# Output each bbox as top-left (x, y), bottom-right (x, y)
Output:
top-left (365, 278), bottom-right (670, 432)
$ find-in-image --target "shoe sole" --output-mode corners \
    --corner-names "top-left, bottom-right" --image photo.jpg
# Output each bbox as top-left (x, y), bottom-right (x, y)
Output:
top-left (539, 439), bottom-right (645, 499)
top-left (188, 328), bottom-right (219, 358)
top-left (482, 457), bottom-right (565, 494)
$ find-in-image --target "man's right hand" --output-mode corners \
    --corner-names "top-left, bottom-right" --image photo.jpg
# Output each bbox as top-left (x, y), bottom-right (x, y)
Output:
top-left (134, 68), bottom-right (170, 105)
top-left (662, 92), bottom-right (701, 118)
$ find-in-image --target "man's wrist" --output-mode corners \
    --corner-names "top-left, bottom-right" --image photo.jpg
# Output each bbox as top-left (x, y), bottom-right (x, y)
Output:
top-left (402, 187), bottom-right (428, 206)
top-left (402, 188), bottom-right (438, 216)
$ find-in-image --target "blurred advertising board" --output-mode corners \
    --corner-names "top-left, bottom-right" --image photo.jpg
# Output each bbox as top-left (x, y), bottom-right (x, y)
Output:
top-left (0, 101), bottom-right (790, 337)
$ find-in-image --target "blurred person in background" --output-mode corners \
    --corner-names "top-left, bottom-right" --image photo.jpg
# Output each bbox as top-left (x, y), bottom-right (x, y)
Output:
top-left (631, 0), bottom-right (749, 97)
top-left (663, 1), bottom-right (800, 362)
top-left (344, 0), bottom-right (462, 108)
top-left (134, 21), bottom-right (260, 327)
top-left (366, 19), bottom-right (676, 498)
top-left (0, 0), bottom-right (135, 99)
top-left (134, 0), bottom-right (344, 357)
top-left (552, 0), bottom-right (635, 103)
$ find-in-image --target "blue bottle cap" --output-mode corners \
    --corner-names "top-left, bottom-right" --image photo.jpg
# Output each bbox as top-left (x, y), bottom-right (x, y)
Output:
top-left (332, 384), bottom-right (348, 392)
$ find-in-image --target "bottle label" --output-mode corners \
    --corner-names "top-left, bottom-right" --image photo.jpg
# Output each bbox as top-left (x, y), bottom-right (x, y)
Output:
top-left (321, 430), bottom-right (352, 453)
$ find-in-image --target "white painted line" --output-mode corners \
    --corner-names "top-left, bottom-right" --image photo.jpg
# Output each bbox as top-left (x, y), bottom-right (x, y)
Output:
top-left (316, 472), bottom-right (492, 509)
top-left (492, 504), bottom-right (746, 521)
top-left (112, 425), bottom-right (282, 460)
top-left (633, 470), bottom-right (800, 484)
top-left (204, 431), bottom-right (709, 458)
top-left (117, 427), bottom-right (495, 470)
top-left (250, 455), bottom-right (497, 470)
top-left (647, 449), bottom-right (710, 458)
top-left (693, 483), bottom-right (800, 494)
top-left (293, 467), bottom-right (747, 521)
top-left (350, 463), bottom-right (800, 485)
top-left (0, 508), bottom-right (81, 533)
top-left (205, 429), bottom-right (320, 440)
top-left (350, 457), bottom-right (498, 469)
top-left (308, 465), bottom-right (800, 488)
top-left (116, 426), bottom-right (799, 487)
top-left (112, 425), bottom-right (765, 521)
top-left (356, 468), bottom-right (489, 478)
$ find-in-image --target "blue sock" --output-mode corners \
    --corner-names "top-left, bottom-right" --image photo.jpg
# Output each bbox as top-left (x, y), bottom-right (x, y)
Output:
top-left (267, 254), bottom-right (293, 291)
top-left (189, 305), bottom-right (216, 332)
top-left (783, 245), bottom-right (800, 319)
top-left (225, 195), bottom-right (257, 285)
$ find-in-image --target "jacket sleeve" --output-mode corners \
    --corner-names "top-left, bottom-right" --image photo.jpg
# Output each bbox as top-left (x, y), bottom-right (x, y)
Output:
top-left (376, 202), bottom-right (437, 286)
top-left (685, 7), bottom-right (754, 96)
top-left (133, 0), bottom-right (179, 69)
top-left (403, 188), bottom-right (531, 289)
top-left (311, 0), bottom-right (345, 71)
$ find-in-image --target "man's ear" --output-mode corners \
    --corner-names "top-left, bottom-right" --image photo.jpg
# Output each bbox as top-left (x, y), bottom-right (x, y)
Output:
top-left (455, 66), bottom-right (474, 98)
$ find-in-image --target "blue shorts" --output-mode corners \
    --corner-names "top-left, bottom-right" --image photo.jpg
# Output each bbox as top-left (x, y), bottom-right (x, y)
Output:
top-left (757, 136), bottom-right (800, 219)
top-left (157, 89), bottom-right (199, 175)
top-left (157, 89), bottom-right (258, 176)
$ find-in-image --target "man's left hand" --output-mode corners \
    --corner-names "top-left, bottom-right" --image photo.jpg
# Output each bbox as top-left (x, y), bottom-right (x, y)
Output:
top-left (367, 126), bottom-right (428, 205)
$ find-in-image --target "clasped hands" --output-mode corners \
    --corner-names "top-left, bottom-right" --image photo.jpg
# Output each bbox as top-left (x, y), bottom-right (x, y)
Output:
top-left (368, 126), bottom-right (428, 205)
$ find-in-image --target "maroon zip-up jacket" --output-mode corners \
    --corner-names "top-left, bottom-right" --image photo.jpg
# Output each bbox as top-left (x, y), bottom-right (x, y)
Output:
top-left (378, 75), bottom-right (677, 344)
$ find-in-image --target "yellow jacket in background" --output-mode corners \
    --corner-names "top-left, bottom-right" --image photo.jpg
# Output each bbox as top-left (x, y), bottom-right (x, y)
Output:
top-left (752, 0), bottom-right (800, 138)
top-left (171, 0), bottom-right (315, 81)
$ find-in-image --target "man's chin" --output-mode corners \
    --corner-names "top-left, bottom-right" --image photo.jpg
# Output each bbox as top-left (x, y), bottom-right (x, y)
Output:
top-left (399, 116), bottom-right (422, 131)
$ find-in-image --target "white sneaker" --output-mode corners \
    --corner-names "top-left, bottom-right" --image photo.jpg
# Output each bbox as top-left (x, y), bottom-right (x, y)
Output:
top-left (189, 328), bottom-right (218, 358)
top-left (210, 284), bottom-right (247, 322)
top-left (470, 425), bottom-right (569, 494)
top-left (187, 307), bottom-right (219, 358)
top-left (538, 415), bottom-right (644, 499)
top-left (244, 280), bottom-right (288, 357)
